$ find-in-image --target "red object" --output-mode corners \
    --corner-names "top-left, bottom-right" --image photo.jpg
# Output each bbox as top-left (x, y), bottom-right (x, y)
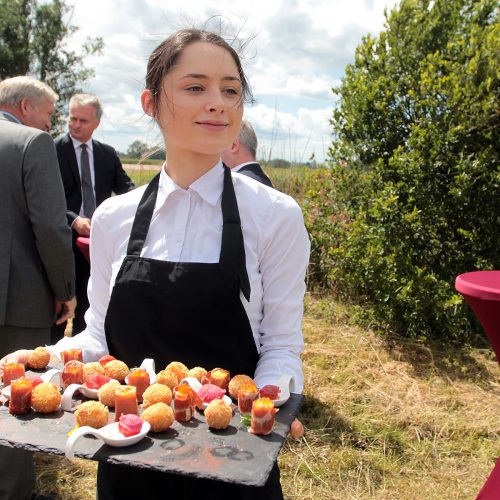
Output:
top-left (114, 386), bottom-right (138, 421)
top-left (61, 360), bottom-right (84, 390)
top-left (238, 383), bottom-right (259, 414)
top-left (250, 397), bottom-right (277, 435)
top-left (197, 384), bottom-right (225, 404)
top-left (259, 385), bottom-right (281, 401)
top-left (85, 374), bottom-right (111, 389)
top-left (61, 349), bottom-right (83, 364)
top-left (476, 458), bottom-right (500, 499)
top-left (127, 369), bottom-right (150, 402)
top-left (455, 271), bottom-right (500, 363)
top-left (173, 384), bottom-right (203, 422)
top-left (118, 414), bottom-right (143, 437)
top-left (9, 378), bottom-right (33, 415)
top-left (76, 236), bottom-right (90, 263)
top-left (202, 368), bottom-right (230, 391)
top-left (98, 355), bottom-right (116, 367)
top-left (2, 363), bottom-right (25, 386)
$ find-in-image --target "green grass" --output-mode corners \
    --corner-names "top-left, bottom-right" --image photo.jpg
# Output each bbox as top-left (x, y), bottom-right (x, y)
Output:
top-left (33, 293), bottom-right (499, 499)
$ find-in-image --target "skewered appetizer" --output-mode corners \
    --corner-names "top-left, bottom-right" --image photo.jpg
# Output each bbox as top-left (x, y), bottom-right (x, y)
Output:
top-left (250, 397), bottom-right (278, 436)
top-left (61, 360), bottom-right (84, 390)
top-left (173, 383), bottom-right (203, 422)
top-left (202, 368), bottom-right (230, 391)
top-left (237, 382), bottom-right (260, 415)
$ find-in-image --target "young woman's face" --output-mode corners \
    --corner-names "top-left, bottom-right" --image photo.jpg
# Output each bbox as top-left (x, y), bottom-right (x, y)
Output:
top-left (146, 41), bottom-right (244, 157)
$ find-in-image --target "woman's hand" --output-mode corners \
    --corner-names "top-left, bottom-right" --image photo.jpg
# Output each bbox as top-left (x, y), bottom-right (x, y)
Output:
top-left (0, 350), bottom-right (32, 378)
top-left (289, 418), bottom-right (304, 439)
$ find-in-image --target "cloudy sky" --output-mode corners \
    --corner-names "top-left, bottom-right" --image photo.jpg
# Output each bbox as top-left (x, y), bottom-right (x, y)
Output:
top-left (67, 0), bottom-right (399, 163)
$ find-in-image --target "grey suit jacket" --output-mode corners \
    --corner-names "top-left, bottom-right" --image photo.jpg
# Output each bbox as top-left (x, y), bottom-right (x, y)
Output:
top-left (0, 115), bottom-right (75, 328)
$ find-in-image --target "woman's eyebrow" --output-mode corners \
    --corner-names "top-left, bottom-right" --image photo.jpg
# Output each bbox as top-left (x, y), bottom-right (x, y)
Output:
top-left (180, 73), bottom-right (241, 83)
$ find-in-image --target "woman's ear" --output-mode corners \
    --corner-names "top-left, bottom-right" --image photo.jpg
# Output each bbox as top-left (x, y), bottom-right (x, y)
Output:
top-left (141, 89), bottom-right (154, 117)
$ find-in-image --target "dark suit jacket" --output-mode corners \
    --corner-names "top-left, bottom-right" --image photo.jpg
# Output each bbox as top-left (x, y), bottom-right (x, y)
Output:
top-left (55, 133), bottom-right (135, 226)
top-left (0, 116), bottom-right (74, 328)
top-left (236, 162), bottom-right (273, 188)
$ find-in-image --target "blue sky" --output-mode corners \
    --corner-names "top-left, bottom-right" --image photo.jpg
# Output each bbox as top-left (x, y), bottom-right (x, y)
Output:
top-left (67, 0), bottom-right (399, 163)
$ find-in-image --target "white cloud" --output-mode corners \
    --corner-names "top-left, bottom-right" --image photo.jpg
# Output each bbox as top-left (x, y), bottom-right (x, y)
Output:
top-left (65, 0), bottom-right (399, 161)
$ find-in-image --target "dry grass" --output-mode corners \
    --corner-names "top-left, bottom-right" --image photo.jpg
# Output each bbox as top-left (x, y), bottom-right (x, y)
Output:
top-left (34, 294), bottom-right (499, 499)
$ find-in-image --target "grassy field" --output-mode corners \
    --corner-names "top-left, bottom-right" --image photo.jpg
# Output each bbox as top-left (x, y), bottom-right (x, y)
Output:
top-left (32, 294), bottom-right (499, 499)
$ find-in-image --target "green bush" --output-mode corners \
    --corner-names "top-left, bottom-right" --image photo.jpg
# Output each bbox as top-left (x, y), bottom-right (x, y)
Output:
top-left (306, 0), bottom-right (500, 342)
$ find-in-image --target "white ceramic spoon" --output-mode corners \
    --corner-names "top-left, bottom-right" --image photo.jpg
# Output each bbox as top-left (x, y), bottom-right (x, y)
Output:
top-left (179, 376), bottom-right (232, 410)
top-left (1, 367), bottom-right (62, 400)
top-left (125, 358), bottom-right (156, 385)
top-left (271, 373), bottom-right (295, 407)
top-left (60, 379), bottom-right (119, 411)
top-left (65, 421), bottom-right (151, 460)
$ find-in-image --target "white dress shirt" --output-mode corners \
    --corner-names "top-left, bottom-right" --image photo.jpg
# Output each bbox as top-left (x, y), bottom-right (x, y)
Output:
top-left (69, 135), bottom-right (96, 216)
top-left (52, 161), bottom-right (310, 392)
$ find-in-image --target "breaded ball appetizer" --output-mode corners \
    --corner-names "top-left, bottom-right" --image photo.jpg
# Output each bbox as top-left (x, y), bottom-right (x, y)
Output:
top-left (104, 360), bottom-right (129, 382)
top-left (141, 402), bottom-right (174, 432)
top-left (187, 366), bottom-right (207, 382)
top-left (27, 347), bottom-right (51, 370)
top-left (75, 401), bottom-right (109, 429)
top-left (228, 374), bottom-right (254, 400)
top-left (165, 361), bottom-right (188, 382)
top-left (97, 379), bottom-right (121, 407)
top-left (31, 382), bottom-right (61, 413)
top-left (142, 383), bottom-right (172, 409)
top-left (204, 399), bottom-right (232, 430)
top-left (155, 369), bottom-right (178, 390)
top-left (83, 362), bottom-right (105, 381)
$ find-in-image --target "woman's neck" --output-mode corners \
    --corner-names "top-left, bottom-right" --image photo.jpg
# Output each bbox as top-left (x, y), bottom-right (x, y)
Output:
top-left (164, 150), bottom-right (221, 189)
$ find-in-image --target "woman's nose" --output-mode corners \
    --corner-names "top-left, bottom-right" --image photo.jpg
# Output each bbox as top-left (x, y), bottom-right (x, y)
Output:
top-left (206, 90), bottom-right (225, 112)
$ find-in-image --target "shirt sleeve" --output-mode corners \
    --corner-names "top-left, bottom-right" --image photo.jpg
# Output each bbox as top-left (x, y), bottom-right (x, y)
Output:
top-left (253, 197), bottom-right (310, 393)
top-left (48, 202), bottom-right (113, 363)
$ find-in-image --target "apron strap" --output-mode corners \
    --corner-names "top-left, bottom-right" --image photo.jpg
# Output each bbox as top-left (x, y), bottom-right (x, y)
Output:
top-left (126, 172), bottom-right (161, 256)
top-left (220, 165), bottom-right (251, 302)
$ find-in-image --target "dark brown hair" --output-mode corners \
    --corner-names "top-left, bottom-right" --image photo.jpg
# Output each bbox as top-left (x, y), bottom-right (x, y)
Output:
top-left (145, 29), bottom-right (253, 114)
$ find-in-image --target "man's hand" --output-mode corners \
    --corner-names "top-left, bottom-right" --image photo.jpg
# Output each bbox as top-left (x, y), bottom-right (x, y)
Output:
top-left (72, 216), bottom-right (91, 237)
top-left (289, 418), bottom-right (305, 439)
top-left (55, 296), bottom-right (77, 325)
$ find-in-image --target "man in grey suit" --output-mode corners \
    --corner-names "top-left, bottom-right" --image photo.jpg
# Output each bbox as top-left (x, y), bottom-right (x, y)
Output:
top-left (0, 76), bottom-right (76, 500)
top-left (221, 120), bottom-right (274, 188)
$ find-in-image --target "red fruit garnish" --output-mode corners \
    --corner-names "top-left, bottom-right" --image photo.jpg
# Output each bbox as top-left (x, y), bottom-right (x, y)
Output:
top-left (85, 374), bottom-right (111, 389)
top-left (28, 376), bottom-right (43, 388)
top-left (98, 355), bottom-right (116, 367)
top-left (118, 414), bottom-right (143, 437)
top-left (259, 385), bottom-right (281, 400)
top-left (197, 384), bottom-right (225, 403)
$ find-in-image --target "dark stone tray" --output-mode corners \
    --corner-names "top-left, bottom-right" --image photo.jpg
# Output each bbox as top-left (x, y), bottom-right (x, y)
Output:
top-left (0, 393), bottom-right (302, 487)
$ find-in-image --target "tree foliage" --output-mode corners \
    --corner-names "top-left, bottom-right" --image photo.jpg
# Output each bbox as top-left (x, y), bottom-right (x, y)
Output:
top-left (0, 0), bottom-right (103, 133)
top-left (311, 0), bottom-right (499, 341)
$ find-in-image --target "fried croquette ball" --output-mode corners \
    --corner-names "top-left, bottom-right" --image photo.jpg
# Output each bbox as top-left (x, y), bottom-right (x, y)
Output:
top-left (83, 362), bottom-right (105, 380)
top-left (155, 369), bottom-right (178, 390)
top-left (142, 383), bottom-right (172, 409)
top-left (141, 402), bottom-right (174, 432)
top-left (75, 401), bottom-right (109, 429)
top-left (204, 399), bottom-right (232, 430)
top-left (165, 361), bottom-right (188, 382)
top-left (27, 346), bottom-right (51, 370)
top-left (228, 374), bottom-right (254, 400)
top-left (104, 360), bottom-right (129, 382)
top-left (187, 366), bottom-right (207, 382)
top-left (31, 382), bottom-right (61, 413)
top-left (97, 380), bottom-right (121, 407)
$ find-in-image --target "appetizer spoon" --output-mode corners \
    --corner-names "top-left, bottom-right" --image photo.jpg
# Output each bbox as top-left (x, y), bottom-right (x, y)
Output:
top-left (1, 368), bottom-right (62, 400)
top-left (60, 379), bottom-right (118, 411)
top-left (272, 373), bottom-right (295, 407)
top-left (65, 421), bottom-right (151, 460)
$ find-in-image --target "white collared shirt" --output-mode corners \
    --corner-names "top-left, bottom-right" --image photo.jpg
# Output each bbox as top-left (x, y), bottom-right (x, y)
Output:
top-left (52, 161), bottom-right (310, 392)
top-left (70, 135), bottom-right (96, 216)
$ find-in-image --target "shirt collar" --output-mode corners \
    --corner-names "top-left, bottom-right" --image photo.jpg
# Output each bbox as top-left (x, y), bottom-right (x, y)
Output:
top-left (0, 111), bottom-right (22, 124)
top-left (232, 161), bottom-right (255, 173)
top-left (157, 159), bottom-right (224, 208)
top-left (70, 134), bottom-right (93, 152)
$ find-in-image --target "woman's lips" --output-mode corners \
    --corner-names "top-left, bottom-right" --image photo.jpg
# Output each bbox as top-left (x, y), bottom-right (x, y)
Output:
top-left (196, 121), bottom-right (228, 132)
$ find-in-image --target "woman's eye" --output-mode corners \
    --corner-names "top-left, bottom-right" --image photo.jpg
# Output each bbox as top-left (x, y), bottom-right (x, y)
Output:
top-left (223, 88), bottom-right (239, 96)
top-left (187, 85), bottom-right (204, 92)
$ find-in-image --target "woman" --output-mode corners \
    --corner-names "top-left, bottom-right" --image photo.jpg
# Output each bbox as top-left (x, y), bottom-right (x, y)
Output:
top-left (0, 29), bottom-right (309, 499)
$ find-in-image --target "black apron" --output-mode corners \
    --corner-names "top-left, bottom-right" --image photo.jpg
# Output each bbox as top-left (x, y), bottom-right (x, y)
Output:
top-left (97, 166), bottom-right (283, 500)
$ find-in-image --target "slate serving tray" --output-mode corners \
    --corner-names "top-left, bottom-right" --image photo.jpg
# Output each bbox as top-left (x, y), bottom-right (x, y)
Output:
top-left (0, 393), bottom-right (303, 487)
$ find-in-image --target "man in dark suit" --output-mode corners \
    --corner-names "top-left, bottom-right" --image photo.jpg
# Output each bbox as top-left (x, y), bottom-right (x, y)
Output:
top-left (221, 120), bottom-right (273, 188)
top-left (0, 75), bottom-right (75, 500)
top-left (53, 93), bottom-right (135, 341)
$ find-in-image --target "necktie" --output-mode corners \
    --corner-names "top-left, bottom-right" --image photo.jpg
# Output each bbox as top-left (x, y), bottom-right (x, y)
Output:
top-left (80, 144), bottom-right (96, 218)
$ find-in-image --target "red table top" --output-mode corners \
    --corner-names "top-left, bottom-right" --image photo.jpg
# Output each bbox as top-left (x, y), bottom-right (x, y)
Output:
top-left (455, 271), bottom-right (500, 301)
